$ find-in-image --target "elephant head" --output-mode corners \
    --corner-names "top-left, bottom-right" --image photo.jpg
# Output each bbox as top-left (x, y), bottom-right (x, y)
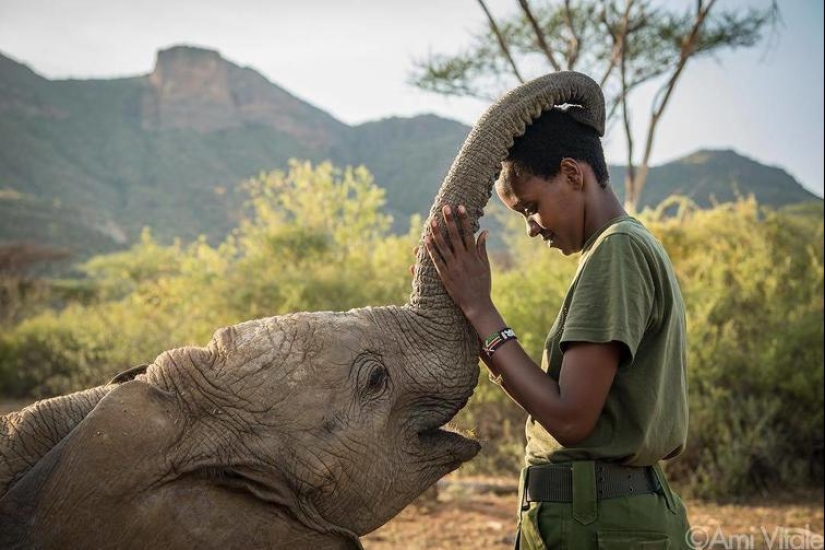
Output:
top-left (0, 71), bottom-right (604, 549)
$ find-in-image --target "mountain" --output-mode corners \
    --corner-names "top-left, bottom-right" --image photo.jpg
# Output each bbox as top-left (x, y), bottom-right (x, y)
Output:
top-left (0, 46), bottom-right (820, 266)
top-left (609, 149), bottom-right (819, 209)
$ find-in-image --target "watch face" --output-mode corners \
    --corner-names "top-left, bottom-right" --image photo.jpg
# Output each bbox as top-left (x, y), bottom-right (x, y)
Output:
top-left (503, 328), bottom-right (516, 339)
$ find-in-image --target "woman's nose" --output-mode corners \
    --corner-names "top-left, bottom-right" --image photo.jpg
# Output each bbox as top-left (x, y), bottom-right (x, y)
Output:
top-left (526, 219), bottom-right (542, 238)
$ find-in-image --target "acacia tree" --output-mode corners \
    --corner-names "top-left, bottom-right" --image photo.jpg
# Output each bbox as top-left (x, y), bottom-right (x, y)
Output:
top-left (411, 0), bottom-right (778, 211)
top-left (0, 243), bottom-right (69, 326)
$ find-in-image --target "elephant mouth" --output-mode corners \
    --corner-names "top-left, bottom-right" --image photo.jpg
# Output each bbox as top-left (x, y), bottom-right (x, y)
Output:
top-left (414, 394), bottom-right (480, 467)
top-left (417, 426), bottom-right (480, 465)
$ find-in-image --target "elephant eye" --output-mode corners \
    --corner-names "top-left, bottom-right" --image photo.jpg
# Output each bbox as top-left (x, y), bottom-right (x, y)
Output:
top-left (354, 354), bottom-right (390, 401)
top-left (367, 365), bottom-right (387, 392)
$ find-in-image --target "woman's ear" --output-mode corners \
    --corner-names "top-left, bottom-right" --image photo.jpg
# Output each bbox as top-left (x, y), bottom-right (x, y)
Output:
top-left (560, 158), bottom-right (584, 190)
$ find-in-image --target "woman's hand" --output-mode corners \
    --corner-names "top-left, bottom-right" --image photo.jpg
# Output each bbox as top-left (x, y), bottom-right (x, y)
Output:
top-left (424, 204), bottom-right (492, 322)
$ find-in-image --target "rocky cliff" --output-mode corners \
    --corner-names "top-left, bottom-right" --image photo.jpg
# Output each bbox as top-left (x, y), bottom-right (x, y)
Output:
top-left (141, 46), bottom-right (345, 147)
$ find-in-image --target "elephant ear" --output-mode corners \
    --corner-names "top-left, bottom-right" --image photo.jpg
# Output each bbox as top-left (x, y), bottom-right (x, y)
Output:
top-left (68, 380), bottom-right (182, 481)
top-left (0, 381), bottom-right (184, 545)
top-left (37, 381), bottom-right (182, 496)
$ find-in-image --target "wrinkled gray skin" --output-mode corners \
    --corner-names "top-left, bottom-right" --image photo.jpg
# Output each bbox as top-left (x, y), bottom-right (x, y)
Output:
top-left (0, 72), bottom-right (604, 549)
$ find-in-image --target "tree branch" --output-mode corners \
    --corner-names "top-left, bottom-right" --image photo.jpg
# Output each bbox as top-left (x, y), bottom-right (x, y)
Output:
top-left (517, 0), bottom-right (562, 72)
top-left (616, 0), bottom-right (638, 207)
top-left (637, 0), bottom-right (717, 205)
top-left (563, 0), bottom-right (581, 69)
top-left (477, 0), bottom-right (525, 82)
top-left (597, 1), bottom-right (617, 86)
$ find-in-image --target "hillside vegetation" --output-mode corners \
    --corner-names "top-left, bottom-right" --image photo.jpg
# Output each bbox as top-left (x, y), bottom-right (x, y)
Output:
top-left (1, 46), bottom-right (819, 267)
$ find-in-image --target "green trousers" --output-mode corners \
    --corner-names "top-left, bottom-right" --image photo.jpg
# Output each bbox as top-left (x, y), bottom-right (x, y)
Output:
top-left (516, 462), bottom-right (693, 549)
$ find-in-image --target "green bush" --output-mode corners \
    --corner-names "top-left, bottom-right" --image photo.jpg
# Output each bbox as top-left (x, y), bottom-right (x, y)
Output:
top-left (0, 161), bottom-right (416, 396)
top-left (648, 198), bottom-right (824, 497)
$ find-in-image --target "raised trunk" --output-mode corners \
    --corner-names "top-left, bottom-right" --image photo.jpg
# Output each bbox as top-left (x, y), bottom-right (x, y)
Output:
top-left (407, 70), bottom-right (605, 360)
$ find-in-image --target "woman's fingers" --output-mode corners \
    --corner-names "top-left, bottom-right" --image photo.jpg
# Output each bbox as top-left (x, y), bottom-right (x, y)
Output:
top-left (442, 205), bottom-right (464, 252)
top-left (423, 235), bottom-right (447, 279)
top-left (430, 217), bottom-right (455, 263)
top-left (458, 205), bottom-right (476, 252)
top-left (427, 204), bottom-right (482, 271)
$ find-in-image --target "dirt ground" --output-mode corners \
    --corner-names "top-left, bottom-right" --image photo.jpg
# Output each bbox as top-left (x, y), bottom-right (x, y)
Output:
top-left (363, 477), bottom-right (824, 550)
top-left (4, 401), bottom-right (823, 548)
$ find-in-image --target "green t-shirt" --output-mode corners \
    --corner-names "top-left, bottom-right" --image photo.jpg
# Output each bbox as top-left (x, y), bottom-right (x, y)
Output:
top-left (525, 216), bottom-right (688, 467)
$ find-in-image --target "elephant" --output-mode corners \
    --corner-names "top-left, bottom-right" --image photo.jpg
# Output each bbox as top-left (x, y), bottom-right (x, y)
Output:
top-left (0, 71), bottom-right (604, 549)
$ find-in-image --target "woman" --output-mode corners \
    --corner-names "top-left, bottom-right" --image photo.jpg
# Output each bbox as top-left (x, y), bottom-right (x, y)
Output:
top-left (424, 106), bottom-right (693, 548)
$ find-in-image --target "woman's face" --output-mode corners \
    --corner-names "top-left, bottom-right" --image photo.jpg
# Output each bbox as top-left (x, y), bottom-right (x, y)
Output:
top-left (495, 160), bottom-right (586, 256)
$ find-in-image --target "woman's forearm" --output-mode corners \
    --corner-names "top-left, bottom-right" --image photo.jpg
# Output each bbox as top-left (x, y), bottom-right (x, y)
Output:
top-left (466, 305), bottom-right (583, 446)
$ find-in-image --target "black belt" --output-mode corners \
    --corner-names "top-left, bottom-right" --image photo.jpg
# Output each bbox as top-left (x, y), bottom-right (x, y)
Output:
top-left (525, 462), bottom-right (660, 503)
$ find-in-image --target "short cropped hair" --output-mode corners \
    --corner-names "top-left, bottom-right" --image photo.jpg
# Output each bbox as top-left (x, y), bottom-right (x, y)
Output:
top-left (503, 107), bottom-right (609, 188)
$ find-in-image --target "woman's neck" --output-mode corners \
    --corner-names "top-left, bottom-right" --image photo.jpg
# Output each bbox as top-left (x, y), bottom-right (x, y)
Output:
top-left (583, 184), bottom-right (627, 240)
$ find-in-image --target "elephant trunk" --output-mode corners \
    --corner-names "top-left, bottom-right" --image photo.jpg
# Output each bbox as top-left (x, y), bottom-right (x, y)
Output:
top-left (405, 70), bottom-right (605, 366)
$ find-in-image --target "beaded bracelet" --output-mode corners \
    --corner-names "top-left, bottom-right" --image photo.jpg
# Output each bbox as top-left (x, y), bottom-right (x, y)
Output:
top-left (481, 327), bottom-right (517, 358)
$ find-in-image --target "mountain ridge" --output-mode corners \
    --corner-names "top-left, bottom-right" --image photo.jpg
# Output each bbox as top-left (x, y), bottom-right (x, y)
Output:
top-left (1, 46), bottom-right (820, 266)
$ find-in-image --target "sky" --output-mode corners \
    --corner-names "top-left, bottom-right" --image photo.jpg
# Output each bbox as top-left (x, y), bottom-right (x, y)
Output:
top-left (0, 0), bottom-right (823, 198)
